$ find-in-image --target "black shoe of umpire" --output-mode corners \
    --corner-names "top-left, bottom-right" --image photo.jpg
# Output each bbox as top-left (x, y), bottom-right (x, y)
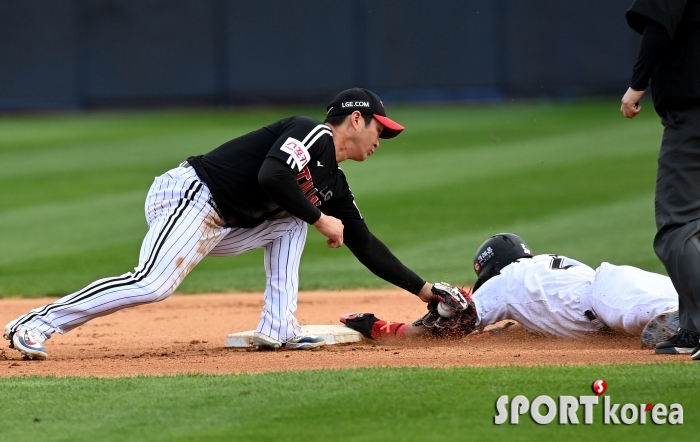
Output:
top-left (655, 329), bottom-right (700, 354)
top-left (339, 313), bottom-right (379, 339)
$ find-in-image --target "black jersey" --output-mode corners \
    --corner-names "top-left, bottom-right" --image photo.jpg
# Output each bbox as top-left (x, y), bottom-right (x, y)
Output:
top-left (187, 115), bottom-right (425, 295)
top-left (187, 116), bottom-right (356, 228)
top-left (627, 0), bottom-right (700, 110)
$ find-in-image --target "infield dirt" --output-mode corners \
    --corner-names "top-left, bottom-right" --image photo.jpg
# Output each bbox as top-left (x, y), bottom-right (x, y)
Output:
top-left (0, 290), bottom-right (688, 377)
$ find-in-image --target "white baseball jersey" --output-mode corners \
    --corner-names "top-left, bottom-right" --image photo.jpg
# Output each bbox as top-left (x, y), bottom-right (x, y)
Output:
top-left (473, 254), bottom-right (678, 339)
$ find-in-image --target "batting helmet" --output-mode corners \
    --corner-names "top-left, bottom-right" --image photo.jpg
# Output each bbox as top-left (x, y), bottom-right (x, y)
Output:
top-left (473, 233), bottom-right (532, 290)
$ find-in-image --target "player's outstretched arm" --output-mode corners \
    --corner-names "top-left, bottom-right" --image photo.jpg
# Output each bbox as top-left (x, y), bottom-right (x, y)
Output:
top-left (340, 284), bottom-right (479, 341)
top-left (342, 221), bottom-right (429, 298)
top-left (339, 313), bottom-right (431, 340)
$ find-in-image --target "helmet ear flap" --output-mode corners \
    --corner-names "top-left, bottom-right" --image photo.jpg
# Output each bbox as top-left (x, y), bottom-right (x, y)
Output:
top-left (473, 261), bottom-right (502, 292)
top-left (472, 233), bottom-right (532, 289)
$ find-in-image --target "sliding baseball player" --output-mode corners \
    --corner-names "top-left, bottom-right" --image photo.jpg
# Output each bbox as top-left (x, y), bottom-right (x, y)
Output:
top-left (341, 233), bottom-right (679, 350)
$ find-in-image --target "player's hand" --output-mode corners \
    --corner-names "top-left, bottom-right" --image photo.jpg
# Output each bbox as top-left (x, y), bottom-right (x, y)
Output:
top-left (417, 283), bottom-right (434, 303)
top-left (620, 87), bottom-right (645, 119)
top-left (313, 213), bottom-right (344, 248)
top-left (430, 282), bottom-right (470, 312)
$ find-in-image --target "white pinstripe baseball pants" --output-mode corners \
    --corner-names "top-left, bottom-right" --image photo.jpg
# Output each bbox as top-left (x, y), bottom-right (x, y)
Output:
top-left (8, 164), bottom-right (308, 343)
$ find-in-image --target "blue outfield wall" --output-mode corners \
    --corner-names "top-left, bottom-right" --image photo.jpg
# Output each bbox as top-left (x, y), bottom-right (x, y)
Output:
top-left (0, 0), bottom-right (640, 109)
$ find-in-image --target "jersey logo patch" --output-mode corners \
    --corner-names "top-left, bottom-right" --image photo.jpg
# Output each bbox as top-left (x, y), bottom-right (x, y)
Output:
top-left (280, 137), bottom-right (310, 171)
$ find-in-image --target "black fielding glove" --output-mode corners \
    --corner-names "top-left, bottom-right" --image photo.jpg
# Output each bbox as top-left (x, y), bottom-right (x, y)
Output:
top-left (413, 283), bottom-right (478, 337)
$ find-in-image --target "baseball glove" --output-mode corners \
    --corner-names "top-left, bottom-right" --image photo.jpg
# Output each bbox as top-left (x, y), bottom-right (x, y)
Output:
top-left (413, 283), bottom-right (478, 337)
top-left (430, 281), bottom-right (470, 312)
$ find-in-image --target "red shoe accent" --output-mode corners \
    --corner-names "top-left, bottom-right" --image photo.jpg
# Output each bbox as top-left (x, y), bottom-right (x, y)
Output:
top-left (371, 320), bottom-right (406, 339)
top-left (339, 313), bottom-right (352, 324)
top-left (396, 324), bottom-right (409, 338)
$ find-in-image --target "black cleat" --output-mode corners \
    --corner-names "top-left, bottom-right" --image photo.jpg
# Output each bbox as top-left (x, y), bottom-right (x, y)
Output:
top-left (339, 313), bottom-right (379, 339)
top-left (655, 328), bottom-right (699, 354)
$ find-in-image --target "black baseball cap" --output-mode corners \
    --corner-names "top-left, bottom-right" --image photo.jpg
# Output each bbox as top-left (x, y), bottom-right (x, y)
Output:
top-left (326, 88), bottom-right (404, 139)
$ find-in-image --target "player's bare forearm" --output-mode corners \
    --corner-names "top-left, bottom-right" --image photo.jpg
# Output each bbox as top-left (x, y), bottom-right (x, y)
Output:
top-left (417, 282), bottom-right (433, 302)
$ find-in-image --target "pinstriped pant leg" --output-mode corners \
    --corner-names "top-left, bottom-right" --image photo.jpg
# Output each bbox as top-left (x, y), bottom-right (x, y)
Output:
top-left (7, 166), bottom-right (230, 340)
top-left (258, 219), bottom-right (307, 342)
top-left (208, 217), bottom-right (308, 343)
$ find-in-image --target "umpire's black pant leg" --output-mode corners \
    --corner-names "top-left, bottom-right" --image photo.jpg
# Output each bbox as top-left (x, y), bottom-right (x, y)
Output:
top-left (655, 223), bottom-right (700, 332)
top-left (654, 105), bottom-right (700, 333)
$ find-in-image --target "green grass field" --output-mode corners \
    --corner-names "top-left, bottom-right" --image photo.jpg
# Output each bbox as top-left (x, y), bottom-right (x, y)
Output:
top-left (0, 100), bottom-right (663, 296)
top-left (1, 365), bottom-right (697, 442)
top-left (2, 101), bottom-right (688, 442)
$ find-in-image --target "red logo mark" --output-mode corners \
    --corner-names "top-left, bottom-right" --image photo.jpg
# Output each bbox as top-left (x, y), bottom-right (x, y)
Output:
top-left (284, 142), bottom-right (306, 162)
top-left (380, 322), bottom-right (394, 333)
top-left (644, 403), bottom-right (653, 412)
top-left (592, 379), bottom-right (607, 396)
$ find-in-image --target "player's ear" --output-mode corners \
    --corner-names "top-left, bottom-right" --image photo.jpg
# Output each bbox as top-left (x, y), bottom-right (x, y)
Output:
top-left (350, 111), bottom-right (362, 130)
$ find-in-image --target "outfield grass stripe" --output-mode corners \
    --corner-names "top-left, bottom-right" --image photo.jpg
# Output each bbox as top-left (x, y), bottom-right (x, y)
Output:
top-left (0, 108), bottom-right (324, 154)
top-left (0, 131), bottom-right (238, 180)
top-left (0, 167), bottom-right (157, 209)
top-left (390, 100), bottom-right (627, 131)
top-left (353, 149), bottom-right (657, 243)
top-left (0, 191), bottom-right (146, 266)
top-left (342, 123), bottom-right (660, 196)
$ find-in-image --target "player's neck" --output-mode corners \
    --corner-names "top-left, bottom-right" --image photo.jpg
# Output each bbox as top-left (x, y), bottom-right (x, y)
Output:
top-left (326, 123), bottom-right (349, 163)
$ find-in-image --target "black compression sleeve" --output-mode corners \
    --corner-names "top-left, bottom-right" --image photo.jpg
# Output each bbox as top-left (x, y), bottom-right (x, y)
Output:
top-left (630, 20), bottom-right (671, 91)
top-left (258, 158), bottom-right (322, 224)
top-left (343, 221), bottom-right (426, 295)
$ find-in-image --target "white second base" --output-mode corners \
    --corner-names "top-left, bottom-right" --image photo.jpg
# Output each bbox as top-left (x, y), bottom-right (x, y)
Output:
top-left (225, 324), bottom-right (363, 348)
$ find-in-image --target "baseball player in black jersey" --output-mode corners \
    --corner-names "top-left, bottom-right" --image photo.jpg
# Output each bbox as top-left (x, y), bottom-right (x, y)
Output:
top-left (4, 88), bottom-right (458, 359)
top-left (621, 0), bottom-right (700, 359)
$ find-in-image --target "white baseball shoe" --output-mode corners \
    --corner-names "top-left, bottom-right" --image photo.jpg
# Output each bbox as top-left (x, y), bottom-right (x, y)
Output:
top-left (641, 307), bottom-right (680, 349)
top-left (285, 333), bottom-right (325, 350)
top-left (3, 322), bottom-right (12, 341)
top-left (10, 327), bottom-right (48, 360)
top-left (252, 332), bottom-right (282, 350)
